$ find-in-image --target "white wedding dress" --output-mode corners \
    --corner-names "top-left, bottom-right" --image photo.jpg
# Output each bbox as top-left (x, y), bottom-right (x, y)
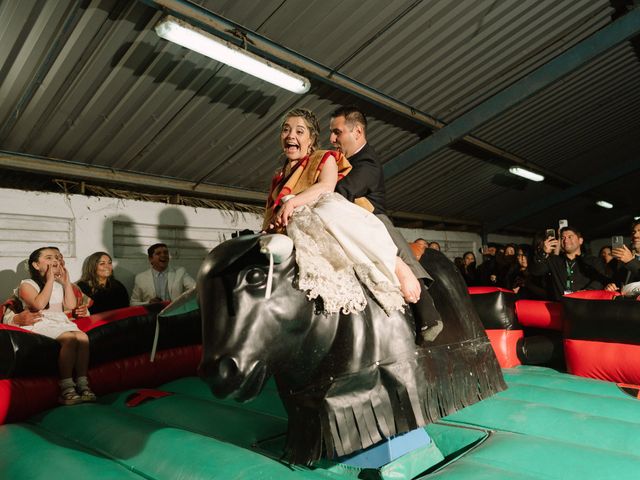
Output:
top-left (286, 192), bottom-right (405, 315)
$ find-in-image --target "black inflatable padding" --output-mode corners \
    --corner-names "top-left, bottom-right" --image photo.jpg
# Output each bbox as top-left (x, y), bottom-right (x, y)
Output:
top-left (0, 328), bottom-right (59, 378)
top-left (563, 297), bottom-right (640, 344)
top-left (517, 335), bottom-right (563, 365)
top-left (469, 290), bottom-right (520, 330)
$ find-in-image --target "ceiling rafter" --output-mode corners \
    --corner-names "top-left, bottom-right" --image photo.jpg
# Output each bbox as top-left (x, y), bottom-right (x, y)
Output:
top-left (382, 6), bottom-right (640, 181)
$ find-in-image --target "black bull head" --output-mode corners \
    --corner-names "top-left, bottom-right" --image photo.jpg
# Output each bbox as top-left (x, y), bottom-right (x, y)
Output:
top-left (196, 234), bottom-right (505, 464)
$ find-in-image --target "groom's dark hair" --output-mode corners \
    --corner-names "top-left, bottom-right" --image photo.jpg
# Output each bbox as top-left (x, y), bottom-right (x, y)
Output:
top-left (331, 105), bottom-right (368, 133)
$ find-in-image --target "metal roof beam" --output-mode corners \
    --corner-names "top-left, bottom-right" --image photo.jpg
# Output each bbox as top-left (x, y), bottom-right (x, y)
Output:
top-left (485, 157), bottom-right (640, 232)
top-left (383, 7), bottom-right (640, 179)
top-left (0, 151), bottom-right (266, 203)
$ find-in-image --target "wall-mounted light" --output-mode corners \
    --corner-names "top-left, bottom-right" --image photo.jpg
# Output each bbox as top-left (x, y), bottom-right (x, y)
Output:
top-left (155, 16), bottom-right (310, 94)
top-left (596, 200), bottom-right (613, 209)
top-left (508, 166), bottom-right (544, 182)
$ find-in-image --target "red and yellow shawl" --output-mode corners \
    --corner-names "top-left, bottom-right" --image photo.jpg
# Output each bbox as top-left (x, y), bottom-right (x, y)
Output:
top-left (263, 150), bottom-right (351, 232)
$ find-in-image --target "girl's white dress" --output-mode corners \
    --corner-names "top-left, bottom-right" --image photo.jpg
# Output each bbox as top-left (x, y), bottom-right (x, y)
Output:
top-left (14, 279), bottom-right (80, 339)
top-left (287, 192), bottom-right (405, 315)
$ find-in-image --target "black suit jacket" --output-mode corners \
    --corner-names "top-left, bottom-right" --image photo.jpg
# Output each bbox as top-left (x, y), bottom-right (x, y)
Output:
top-left (335, 143), bottom-right (387, 214)
top-left (529, 252), bottom-right (610, 301)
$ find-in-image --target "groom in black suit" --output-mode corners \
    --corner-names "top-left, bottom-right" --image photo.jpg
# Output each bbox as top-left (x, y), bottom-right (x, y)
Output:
top-left (329, 106), bottom-right (442, 342)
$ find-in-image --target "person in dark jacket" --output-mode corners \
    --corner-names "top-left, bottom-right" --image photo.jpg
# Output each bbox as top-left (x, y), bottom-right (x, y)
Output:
top-left (608, 220), bottom-right (640, 291)
top-left (459, 251), bottom-right (479, 286)
top-left (77, 251), bottom-right (129, 314)
top-left (329, 105), bottom-right (442, 342)
top-left (529, 227), bottom-right (610, 301)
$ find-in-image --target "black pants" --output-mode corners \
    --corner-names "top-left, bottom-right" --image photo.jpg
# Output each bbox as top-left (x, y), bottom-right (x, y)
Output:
top-left (412, 280), bottom-right (441, 332)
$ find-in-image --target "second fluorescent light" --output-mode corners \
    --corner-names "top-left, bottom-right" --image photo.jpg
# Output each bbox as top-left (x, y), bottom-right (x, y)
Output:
top-left (508, 166), bottom-right (544, 182)
top-left (596, 200), bottom-right (613, 209)
top-left (155, 16), bottom-right (310, 94)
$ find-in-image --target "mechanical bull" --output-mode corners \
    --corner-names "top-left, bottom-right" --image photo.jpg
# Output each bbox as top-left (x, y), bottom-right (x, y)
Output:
top-left (193, 234), bottom-right (505, 464)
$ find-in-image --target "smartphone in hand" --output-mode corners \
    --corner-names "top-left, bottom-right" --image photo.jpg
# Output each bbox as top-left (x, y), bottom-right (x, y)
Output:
top-left (545, 228), bottom-right (556, 239)
top-left (558, 219), bottom-right (568, 230)
top-left (612, 235), bottom-right (625, 249)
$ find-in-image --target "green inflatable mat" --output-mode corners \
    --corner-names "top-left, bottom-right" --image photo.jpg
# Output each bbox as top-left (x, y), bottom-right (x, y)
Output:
top-left (1, 366), bottom-right (640, 479)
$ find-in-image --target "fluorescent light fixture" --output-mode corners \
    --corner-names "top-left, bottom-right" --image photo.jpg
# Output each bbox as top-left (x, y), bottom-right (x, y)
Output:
top-left (596, 200), bottom-right (613, 209)
top-left (508, 166), bottom-right (544, 182)
top-left (155, 16), bottom-right (310, 94)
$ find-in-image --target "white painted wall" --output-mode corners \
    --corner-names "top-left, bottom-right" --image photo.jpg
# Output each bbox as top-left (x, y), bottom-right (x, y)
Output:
top-left (0, 188), bottom-right (262, 300)
top-left (1, 187), bottom-right (539, 301)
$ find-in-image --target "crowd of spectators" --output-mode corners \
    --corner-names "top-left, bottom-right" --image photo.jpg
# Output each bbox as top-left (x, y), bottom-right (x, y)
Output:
top-left (0, 241), bottom-right (201, 405)
top-left (445, 220), bottom-right (640, 300)
top-left (2, 242), bottom-right (196, 326)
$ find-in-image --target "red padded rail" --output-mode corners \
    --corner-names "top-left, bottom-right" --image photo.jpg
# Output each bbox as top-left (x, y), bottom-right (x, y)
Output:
top-left (0, 344), bottom-right (201, 425)
top-left (485, 329), bottom-right (523, 368)
top-left (515, 300), bottom-right (564, 331)
top-left (565, 339), bottom-right (640, 385)
top-left (0, 324), bottom-right (34, 334)
top-left (564, 290), bottom-right (621, 301)
top-left (468, 287), bottom-right (513, 295)
top-left (73, 303), bottom-right (169, 332)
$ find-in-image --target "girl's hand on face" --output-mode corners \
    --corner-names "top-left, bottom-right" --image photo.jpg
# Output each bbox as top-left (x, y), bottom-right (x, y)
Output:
top-left (45, 264), bottom-right (55, 283)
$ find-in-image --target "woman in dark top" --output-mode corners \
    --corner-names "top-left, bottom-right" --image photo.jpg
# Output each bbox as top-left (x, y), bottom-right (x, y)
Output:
top-left (77, 252), bottom-right (129, 314)
top-left (511, 249), bottom-right (549, 300)
top-left (459, 251), bottom-right (479, 286)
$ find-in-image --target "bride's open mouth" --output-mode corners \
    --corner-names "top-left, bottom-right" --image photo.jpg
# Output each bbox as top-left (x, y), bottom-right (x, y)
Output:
top-left (284, 141), bottom-right (299, 154)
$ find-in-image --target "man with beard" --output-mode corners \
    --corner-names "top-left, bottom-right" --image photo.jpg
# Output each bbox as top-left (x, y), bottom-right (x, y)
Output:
top-left (530, 226), bottom-right (610, 301)
top-left (329, 106), bottom-right (442, 342)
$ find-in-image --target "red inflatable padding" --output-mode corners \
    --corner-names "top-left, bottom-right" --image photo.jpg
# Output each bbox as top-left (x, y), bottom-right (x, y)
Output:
top-left (0, 377), bottom-right (58, 424)
top-left (0, 344), bottom-right (201, 425)
top-left (73, 303), bottom-right (168, 332)
top-left (515, 300), bottom-right (564, 330)
top-left (468, 287), bottom-right (513, 295)
top-left (565, 339), bottom-right (640, 384)
top-left (88, 344), bottom-right (201, 395)
top-left (563, 290), bottom-right (621, 301)
top-left (0, 324), bottom-right (34, 334)
top-left (485, 329), bottom-right (523, 368)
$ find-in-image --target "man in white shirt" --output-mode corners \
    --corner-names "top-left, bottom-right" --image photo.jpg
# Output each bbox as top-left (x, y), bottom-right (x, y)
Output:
top-left (130, 243), bottom-right (196, 305)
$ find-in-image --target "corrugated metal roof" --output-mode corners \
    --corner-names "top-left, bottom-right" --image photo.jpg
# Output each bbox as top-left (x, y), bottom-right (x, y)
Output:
top-left (1, 0), bottom-right (638, 238)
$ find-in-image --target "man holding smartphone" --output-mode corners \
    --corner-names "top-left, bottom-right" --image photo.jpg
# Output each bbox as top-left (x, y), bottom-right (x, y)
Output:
top-left (530, 226), bottom-right (610, 301)
top-left (608, 220), bottom-right (640, 289)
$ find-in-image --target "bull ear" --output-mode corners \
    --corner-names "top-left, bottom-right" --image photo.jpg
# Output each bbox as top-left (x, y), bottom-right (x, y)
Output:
top-left (259, 234), bottom-right (293, 263)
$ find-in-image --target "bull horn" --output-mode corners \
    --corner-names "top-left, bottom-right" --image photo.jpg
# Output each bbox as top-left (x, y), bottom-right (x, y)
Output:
top-left (259, 234), bottom-right (293, 300)
top-left (259, 234), bottom-right (293, 263)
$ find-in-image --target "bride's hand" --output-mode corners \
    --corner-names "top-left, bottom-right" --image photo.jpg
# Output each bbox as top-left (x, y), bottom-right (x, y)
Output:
top-left (276, 201), bottom-right (297, 227)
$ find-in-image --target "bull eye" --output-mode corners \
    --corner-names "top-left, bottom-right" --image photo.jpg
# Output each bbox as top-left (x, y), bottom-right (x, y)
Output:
top-left (245, 268), bottom-right (267, 286)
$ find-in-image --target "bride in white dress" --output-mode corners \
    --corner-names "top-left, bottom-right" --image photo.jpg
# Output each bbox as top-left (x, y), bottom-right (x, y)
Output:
top-left (263, 109), bottom-right (420, 315)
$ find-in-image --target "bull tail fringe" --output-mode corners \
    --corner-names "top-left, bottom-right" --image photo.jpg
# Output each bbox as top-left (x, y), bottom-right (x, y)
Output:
top-left (281, 335), bottom-right (505, 464)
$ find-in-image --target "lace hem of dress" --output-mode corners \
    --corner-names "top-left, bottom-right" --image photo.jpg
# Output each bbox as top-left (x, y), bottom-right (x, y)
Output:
top-left (287, 196), bottom-right (404, 315)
